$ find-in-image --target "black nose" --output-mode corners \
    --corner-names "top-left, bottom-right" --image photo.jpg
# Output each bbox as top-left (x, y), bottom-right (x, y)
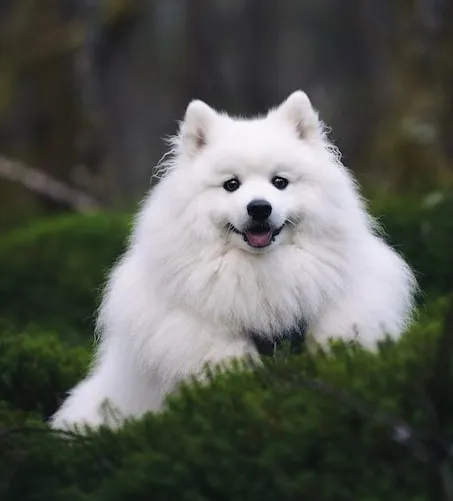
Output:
top-left (247, 199), bottom-right (272, 221)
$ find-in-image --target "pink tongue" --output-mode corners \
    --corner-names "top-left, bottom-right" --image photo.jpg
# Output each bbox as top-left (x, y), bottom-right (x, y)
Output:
top-left (246, 231), bottom-right (272, 247)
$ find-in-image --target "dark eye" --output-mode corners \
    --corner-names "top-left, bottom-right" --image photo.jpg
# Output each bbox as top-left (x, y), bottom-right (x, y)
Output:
top-left (271, 176), bottom-right (289, 190)
top-left (223, 178), bottom-right (241, 192)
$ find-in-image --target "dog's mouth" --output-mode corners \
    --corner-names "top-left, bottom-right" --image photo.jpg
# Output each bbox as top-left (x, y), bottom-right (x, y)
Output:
top-left (227, 222), bottom-right (284, 248)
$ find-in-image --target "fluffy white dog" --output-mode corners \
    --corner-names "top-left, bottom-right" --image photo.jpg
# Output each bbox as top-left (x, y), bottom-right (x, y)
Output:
top-left (50, 91), bottom-right (416, 431)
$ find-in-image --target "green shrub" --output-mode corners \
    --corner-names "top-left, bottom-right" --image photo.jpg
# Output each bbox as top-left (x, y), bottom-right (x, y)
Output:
top-left (0, 324), bottom-right (89, 418)
top-left (371, 191), bottom-right (453, 297)
top-left (0, 213), bottom-right (130, 341)
top-left (0, 301), bottom-right (450, 500)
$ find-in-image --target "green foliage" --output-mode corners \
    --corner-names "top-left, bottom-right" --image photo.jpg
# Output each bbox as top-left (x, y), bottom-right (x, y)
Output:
top-left (371, 191), bottom-right (453, 297)
top-left (0, 324), bottom-right (90, 418)
top-left (0, 213), bottom-right (130, 341)
top-left (0, 304), bottom-right (448, 500)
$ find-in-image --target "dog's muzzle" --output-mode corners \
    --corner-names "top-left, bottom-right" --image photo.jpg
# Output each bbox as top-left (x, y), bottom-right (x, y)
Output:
top-left (227, 222), bottom-right (284, 248)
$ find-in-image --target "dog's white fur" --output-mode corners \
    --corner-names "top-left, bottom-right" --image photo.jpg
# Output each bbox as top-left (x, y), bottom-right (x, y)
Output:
top-left (50, 91), bottom-right (416, 431)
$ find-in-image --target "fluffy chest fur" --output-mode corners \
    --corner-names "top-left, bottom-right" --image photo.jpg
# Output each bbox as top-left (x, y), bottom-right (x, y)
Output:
top-left (139, 238), bottom-right (351, 338)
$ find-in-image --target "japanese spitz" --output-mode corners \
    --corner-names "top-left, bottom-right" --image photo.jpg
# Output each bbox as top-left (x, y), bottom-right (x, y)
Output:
top-left (50, 91), bottom-right (416, 431)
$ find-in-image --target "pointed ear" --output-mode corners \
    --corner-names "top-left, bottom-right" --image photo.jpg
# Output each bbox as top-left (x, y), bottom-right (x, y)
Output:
top-left (179, 100), bottom-right (217, 157)
top-left (273, 91), bottom-right (321, 140)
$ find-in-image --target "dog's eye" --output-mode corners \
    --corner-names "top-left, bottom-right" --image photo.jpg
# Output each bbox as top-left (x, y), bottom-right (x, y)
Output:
top-left (223, 178), bottom-right (241, 192)
top-left (271, 176), bottom-right (289, 190)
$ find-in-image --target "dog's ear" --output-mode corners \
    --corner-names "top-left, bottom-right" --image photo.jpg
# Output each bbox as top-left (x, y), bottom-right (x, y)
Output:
top-left (180, 100), bottom-right (217, 157)
top-left (273, 91), bottom-right (321, 140)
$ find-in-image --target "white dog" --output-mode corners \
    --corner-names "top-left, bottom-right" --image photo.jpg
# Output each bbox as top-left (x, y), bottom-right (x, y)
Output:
top-left (50, 91), bottom-right (416, 431)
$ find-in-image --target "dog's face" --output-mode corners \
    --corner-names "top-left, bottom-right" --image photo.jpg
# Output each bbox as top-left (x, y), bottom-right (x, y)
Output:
top-left (162, 91), bottom-right (361, 254)
top-left (201, 149), bottom-right (307, 253)
top-left (220, 172), bottom-right (292, 251)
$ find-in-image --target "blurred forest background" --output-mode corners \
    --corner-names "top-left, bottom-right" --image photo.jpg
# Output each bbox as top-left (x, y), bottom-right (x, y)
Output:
top-left (1, 0), bottom-right (453, 231)
top-left (2, 1), bottom-right (453, 499)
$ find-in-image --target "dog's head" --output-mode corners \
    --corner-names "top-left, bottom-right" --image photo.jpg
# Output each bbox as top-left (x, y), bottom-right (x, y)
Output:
top-left (158, 91), bottom-right (368, 253)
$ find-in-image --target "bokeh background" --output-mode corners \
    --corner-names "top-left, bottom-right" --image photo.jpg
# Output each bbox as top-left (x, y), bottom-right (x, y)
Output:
top-left (1, 0), bottom-right (453, 229)
top-left (1, 2), bottom-right (453, 499)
